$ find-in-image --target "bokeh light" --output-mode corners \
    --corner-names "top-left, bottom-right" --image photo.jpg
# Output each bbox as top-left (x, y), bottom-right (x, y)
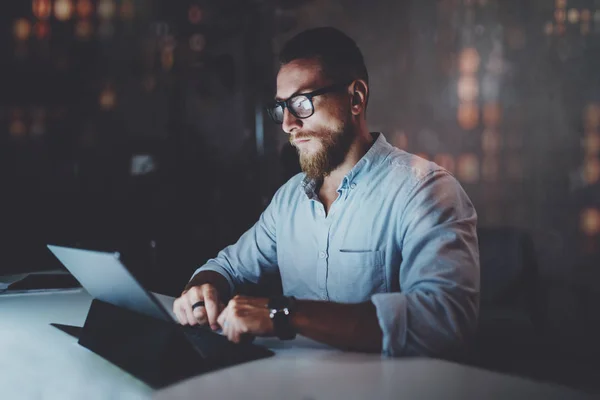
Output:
top-left (583, 133), bottom-right (600, 156)
top-left (54, 0), bottom-right (74, 22)
top-left (555, 0), bottom-right (566, 9)
top-left (459, 48), bottom-right (480, 75)
top-left (120, 0), bottom-right (135, 20)
top-left (76, 0), bottom-right (94, 19)
top-left (581, 208), bottom-right (600, 236)
top-left (434, 154), bottom-right (455, 174)
top-left (9, 119), bottom-right (27, 138)
top-left (98, 0), bottom-right (116, 20)
top-left (161, 49), bottom-right (174, 71)
top-left (567, 9), bottom-right (580, 24)
top-left (483, 102), bottom-right (502, 128)
top-left (457, 103), bottom-right (479, 130)
top-left (394, 131), bottom-right (408, 149)
top-left (75, 20), bottom-right (93, 40)
top-left (581, 9), bottom-right (591, 23)
top-left (482, 129), bottom-right (501, 153)
top-left (189, 34), bottom-right (206, 52)
top-left (457, 154), bottom-right (479, 183)
top-left (458, 76), bottom-right (479, 102)
top-left (13, 19), bottom-right (32, 41)
top-left (99, 85), bottom-right (117, 110)
top-left (189, 5), bottom-right (203, 24)
top-left (32, 0), bottom-right (52, 20)
top-left (585, 103), bottom-right (600, 128)
top-left (34, 21), bottom-right (51, 39)
top-left (584, 157), bottom-right (600, 184)
top-left (554, 8), bottom-right (566, 23)
top-left (544, 21), bottom-right (554, 36)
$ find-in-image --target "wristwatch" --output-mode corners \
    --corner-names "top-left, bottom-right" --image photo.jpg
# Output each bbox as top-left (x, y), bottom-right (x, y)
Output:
top-left (268, 295), bottom-right (297, 340)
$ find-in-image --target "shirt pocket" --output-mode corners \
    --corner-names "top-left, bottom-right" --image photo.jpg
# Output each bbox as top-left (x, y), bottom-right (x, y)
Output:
top-left (329, 249), bottom-right (387, 303)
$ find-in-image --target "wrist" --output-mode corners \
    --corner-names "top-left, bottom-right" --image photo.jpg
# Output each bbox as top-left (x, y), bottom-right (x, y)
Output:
top-left (268, 295), bottom-right (297, 340)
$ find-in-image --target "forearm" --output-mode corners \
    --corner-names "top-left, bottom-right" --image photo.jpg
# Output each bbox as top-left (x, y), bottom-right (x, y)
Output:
top-left (291, 300), bottom-right (383, 353)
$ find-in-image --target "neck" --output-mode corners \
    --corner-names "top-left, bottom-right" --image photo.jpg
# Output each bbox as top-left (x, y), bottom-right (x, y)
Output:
top-left (321, 127), bottom-right (374, 191)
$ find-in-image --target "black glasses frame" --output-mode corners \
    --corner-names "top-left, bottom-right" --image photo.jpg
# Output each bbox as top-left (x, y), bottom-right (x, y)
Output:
top-left (267, 80), bottom-right (354, 124)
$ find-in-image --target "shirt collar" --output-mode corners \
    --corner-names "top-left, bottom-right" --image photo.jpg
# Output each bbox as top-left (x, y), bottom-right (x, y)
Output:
top-left (300, 132), bottom-right (391, 199)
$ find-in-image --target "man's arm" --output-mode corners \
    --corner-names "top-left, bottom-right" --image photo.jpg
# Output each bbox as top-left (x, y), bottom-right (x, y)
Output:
top-left (291, 300), bottom-right (382, 353)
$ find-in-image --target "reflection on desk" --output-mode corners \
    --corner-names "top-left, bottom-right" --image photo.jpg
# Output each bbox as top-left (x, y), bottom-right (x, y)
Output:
top-left (0, 289), bottom-right (593, 400)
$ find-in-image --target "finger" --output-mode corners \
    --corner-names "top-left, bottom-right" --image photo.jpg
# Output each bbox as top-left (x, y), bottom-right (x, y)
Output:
top-left (202, 285), bottom-right (220, 330)
top-left (183, 301), bottom-right (198, 326)
top-left (173, 298), bottom-right (188, 325)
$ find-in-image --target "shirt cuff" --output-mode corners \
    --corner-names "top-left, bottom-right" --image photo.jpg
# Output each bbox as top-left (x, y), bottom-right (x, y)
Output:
top-left (190, 263), bottom-right (236, 296)
top-left (371, 292), bottom-right (408, 357)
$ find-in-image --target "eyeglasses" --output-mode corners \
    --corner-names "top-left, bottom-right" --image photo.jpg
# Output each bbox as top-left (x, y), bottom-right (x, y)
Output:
top-left (266, 80), bottom-right (353, 124)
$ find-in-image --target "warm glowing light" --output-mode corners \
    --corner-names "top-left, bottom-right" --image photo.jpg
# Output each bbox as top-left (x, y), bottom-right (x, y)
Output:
top-left (555, 0), bottom-right (566, 9)
top-left (10, 120), bottom-right (27, 138)
top-left (34, 21), bottom-right (50, 39)
top-left (32, 0), bottom-right (51, 20)
top-left (483, 103), bottom-right (502, 128)
top-left (457, 76), bottom-right (479, 102)
top-left (55, 0), bottom-right (74, 21)
top-left (99, 86), bottom-right (117, 110)
top-left (75, 20), bottom-right (93, 40)
top-left (554, 9), bottom-right (566, 23)
top-left (120, 0), bottom-right (135, 20)
top-left (584, 157), bottom-right (600, 184)
top-left (434, 154), bottom-right (455, 174)
top-left (189, 5), bottom-right (203, 24)
top-left (161, 49), bottom-right (174, 71)
top-left (544, 22), bottom-right (554, 36)
top-left (585, 103), bottom-right (600, 129)
top-left (581, 208), bottom-right (600, 236)
top-left (568, 9), bottom-right (580, 24)
top-left (98, 0), bottom-right (116, 19)
top-left (189, 34), bottom-right (206, 52)
top-left (482, 129), bottom-right (501, 153)
top-left (583, 133), bottom-right (600, 155)
top-left (14, 19), bottom-right (32, 41)
top-left (457, 103), bottom-right (479, 130)
top-left (459, 48), bottom-right (480, 75)
top-left (481, 157), bottom-right (499, 182)
top-left (581, 9), bottom-right (591, 22)
top-left (457, 154), bottom-right (479, 183)
top-left (76, 0), bottom-right (94, 19)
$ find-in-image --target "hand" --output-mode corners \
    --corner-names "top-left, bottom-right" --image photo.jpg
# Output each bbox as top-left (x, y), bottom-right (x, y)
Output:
top-left (173, 284), bottom-right (225, 330)
top-left (217, 295), bottom-right (274, 343)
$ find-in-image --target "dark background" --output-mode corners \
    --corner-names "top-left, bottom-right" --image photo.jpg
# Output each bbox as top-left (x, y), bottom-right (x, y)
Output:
top-left (1, 0), bottom-right (600, 389)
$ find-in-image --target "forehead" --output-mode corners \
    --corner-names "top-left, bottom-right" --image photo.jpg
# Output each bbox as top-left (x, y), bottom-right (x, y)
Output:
top-left (276, 58), bottom-right (329, 100)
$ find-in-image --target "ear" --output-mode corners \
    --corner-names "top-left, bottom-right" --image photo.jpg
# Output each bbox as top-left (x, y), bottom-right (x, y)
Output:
top-left (350, 79), bottom-right (368, 117)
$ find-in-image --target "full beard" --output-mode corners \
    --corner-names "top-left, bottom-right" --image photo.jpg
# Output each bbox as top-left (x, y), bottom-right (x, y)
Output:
top-left (292, 121), bottom-right (355, 181)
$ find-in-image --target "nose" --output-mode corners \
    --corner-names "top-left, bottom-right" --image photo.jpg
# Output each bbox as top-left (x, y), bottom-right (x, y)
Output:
top-left (281, 107), bottom-right (302, 134)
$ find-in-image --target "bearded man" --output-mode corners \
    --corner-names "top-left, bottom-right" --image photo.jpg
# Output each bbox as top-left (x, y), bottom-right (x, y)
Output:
top-left (173, 27), bottom-right (480, 358)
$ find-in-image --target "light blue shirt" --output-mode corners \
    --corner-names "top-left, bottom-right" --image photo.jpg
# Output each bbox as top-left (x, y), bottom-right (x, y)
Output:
top-left (191, 132), bottom-right (480, 357)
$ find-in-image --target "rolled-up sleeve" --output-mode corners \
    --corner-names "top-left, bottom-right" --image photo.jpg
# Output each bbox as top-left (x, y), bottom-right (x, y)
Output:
top-left (371, 170), bottom-right (480, 357)
top-left (189, 189), bottom-right (281, 295)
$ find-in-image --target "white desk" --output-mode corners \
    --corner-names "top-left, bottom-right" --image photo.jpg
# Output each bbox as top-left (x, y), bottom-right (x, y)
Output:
top-left (0, 289), bottom-right (593, 400)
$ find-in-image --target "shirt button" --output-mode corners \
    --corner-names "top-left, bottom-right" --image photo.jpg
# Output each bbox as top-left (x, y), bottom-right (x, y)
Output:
top-left (319, 251), bottom-right (327, 259)
top-left (350, 183), bottom-right (357, 189)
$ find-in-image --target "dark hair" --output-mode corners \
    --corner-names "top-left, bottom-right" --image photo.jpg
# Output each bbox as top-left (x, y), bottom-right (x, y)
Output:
top-left (279, 27), bottom-right (369, 87)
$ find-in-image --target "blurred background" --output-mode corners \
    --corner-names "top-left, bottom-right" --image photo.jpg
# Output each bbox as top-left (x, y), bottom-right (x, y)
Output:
top-left (1, 0), bottom-right (600, 390)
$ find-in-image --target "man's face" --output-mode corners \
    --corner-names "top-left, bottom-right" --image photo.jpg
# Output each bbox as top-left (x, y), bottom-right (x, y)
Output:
top-left (275, 58), bottom-right (355, 180)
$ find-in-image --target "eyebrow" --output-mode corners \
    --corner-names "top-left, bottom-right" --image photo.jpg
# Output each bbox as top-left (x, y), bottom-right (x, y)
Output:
top-left (274, 87), bottom-right (316, 102)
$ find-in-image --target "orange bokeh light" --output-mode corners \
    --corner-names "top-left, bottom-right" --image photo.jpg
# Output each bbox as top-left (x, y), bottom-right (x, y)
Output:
top-left (581, 208), bottom-right (600, 236)
top-left (457, 154), bottom-right (480, 183)
top-left (76, 0), bottom-right (94, 19)
top-left (459, 48), bottom-right (480, 75)
top-left (483, 102), bottom-right (502, 128)
top-left (434, 154), bottom-right (455, 174)
top-left (584, 157), bottom-right (600, 184)
top-left (32, 0), bottom-right (51, 20)
top-left (457, 103), bottom-right (479, 131)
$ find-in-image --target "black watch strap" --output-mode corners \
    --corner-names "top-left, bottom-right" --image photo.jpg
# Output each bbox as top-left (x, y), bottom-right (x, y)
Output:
top-left (268, 296), bottom-right (297, 340)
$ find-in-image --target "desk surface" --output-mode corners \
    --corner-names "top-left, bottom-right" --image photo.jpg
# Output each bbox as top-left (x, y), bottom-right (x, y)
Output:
top-left (0, 289), bottom-right (593, 400)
